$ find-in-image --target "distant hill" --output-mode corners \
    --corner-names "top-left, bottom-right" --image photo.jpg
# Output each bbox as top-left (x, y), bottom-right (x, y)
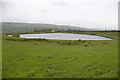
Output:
top-left (2, 22), bottom-right (93, 33)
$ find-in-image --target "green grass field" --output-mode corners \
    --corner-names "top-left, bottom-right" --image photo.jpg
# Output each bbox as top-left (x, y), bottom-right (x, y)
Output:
top-left (0, 34), bottom-right (2, 79)
top-left (2, 32), bottom-right (118, 78)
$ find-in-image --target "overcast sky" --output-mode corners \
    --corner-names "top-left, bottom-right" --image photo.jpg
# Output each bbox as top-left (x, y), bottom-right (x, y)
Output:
top-left (1, 0), bottom-right (119, 30)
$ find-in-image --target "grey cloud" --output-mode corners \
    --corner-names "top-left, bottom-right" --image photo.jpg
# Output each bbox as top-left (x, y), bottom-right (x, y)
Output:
top-left (51, 1), bottom-right (68, 6)
top-left (1, 0), bottom-right (118, 30)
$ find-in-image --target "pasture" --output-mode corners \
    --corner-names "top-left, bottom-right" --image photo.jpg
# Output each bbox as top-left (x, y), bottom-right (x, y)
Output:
top-left (2, 32), bottom-right (118, 78)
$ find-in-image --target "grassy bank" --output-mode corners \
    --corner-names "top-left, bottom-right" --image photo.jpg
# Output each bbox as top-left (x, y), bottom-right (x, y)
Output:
top-left (0, 34), bottom-right (2, 79)
top-left (2, 32), bottom-right (118, 78)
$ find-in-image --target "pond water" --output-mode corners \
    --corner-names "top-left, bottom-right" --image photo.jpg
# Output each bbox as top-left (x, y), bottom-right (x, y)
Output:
top-left (19, 33), bottom-right (113, 40)
top-left (8, 35), bottom-right (12, 37)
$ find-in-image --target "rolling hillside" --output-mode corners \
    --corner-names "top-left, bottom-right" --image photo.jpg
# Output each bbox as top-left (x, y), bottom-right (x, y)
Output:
top-left (2, 22), bottom-right (92, 33)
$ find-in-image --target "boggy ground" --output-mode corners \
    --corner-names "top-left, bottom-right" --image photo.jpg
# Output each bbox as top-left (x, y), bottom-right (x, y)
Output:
top-left (2, 32), bottom-right (118, 78)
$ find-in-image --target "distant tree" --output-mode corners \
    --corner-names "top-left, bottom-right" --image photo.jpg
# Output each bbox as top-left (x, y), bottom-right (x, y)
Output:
top-left (12, 33), bottom-right (19, 37)
top-left (34, 29), bottom-right (37, 32)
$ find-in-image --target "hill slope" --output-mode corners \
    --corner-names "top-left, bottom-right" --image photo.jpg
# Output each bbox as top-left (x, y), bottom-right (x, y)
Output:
top-left (2, 22), bottom-right (92, 33)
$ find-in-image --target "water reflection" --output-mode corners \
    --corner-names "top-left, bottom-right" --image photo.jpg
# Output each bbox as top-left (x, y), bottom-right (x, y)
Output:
top-left (19, 33), bottom-right (113, 40)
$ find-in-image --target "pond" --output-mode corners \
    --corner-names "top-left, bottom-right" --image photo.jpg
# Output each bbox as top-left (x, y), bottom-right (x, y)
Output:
top-left (8, 35), bottom-right (12, 37)
top-left (19, 33), bottom-right (113, 40)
